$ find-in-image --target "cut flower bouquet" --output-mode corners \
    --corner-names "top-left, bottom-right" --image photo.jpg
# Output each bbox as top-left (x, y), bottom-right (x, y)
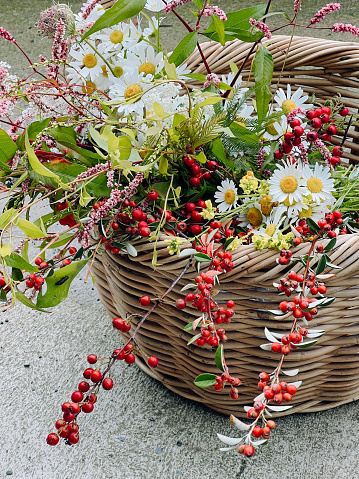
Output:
top-left (1, 0), bottom-right (359, 458)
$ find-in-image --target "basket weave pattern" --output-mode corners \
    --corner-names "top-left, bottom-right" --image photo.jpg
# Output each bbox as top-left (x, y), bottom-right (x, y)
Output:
top-left (93, 233), bottom-right (359, 417)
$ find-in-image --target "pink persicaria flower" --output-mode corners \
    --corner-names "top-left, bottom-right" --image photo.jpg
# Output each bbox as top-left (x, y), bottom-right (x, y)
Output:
top-left (310, 3), bottom-right (341, 25)
top-left (293, 0), bottom-right (302, 15)
top-left (203, 73), bottom-right (220, 88)
top-left (164, 0), bottom-right (192, 14)
top-left (249, 18), bottom-right (272, 39)
top-left (0, 27), bottom-right (15, 43)
top-left (82, 0), bottom-right (102, 20)
top-left (202, 5), bottom-right (227, 21)
top-left (331, 22), bottom-right (359, 37)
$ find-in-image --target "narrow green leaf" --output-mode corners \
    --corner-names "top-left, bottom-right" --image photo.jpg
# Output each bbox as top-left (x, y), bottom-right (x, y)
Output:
top-left (212, 15), bottom-right (225, 46)
top-left (253, 45), bottom-right (274, 124)
top-left (194, 373), bottom-right (217, 388)
top-left (187, 333), bottom-right (202, 345)
top-left (25, 131), bottom-right (60, 183)
top-left (0, 208), bottom-right (16, 229)
top-left (36, 258), bottom-right (90, 308)
top-left (214, 344), bottom-right (225, 372)
top-left (82, 0), bottom-right (147, 39)
top-left (15, 291), bottom-right (50, 312)
top-left (5, 253), bottom-right (38, 273)
top-left (159, 157), bottom-right (168, 175)
top-left (17, 219), bottom-right (46, 239)
top-left (211, 138), bottom-right (234, 169)
top-left (316, 255), bottom-right (327, 275)
top-left (169, 32), bottom-right (198, 67)
top-left (324, 237), bottom-right (337, 252)
top-left (306, 217), bottom-right (320, 234)
top-left (184, 322), bottom-right (193, 332)
top-left (0, 128), bottom-right (16, 172)
top-left (194, 253), bottom-right (212, 262)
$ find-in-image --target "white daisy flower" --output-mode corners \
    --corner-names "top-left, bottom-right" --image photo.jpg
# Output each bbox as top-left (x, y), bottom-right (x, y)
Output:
top-left (302, 163), bottom-right (335, 203)
top-left (123, 45), bottom-right (164, 77)
top-left (237, 199), bottom-right (264, 228)
top-left (274, 84), bottom-right (312, 115)
top-left (145, 0), bottom-right (166, 11)
top-left (75, 2), bottom-right (105, 29)
top-left (94, 57), bottom-right (128, 92)
top-left (262, 114), bottom-right (288, 141)
top-left (129, 19), bottom-right (146, 42)
top-left (97, 24), bottom-right (137, 54)
top-left (268, 161), bottom-right (306, 205)
top-left (68, 43), bottom-right (105, 82)
top-left (109, 70), bottom-right (151, 117)
top-left (174, 62), bottom-right (191, 81)
top-left (214, 179), bottom-right (238, 213)
top-left (296, 202), bottom-right (331, 223)
top-left (256, 207), bottom-right (287, 238)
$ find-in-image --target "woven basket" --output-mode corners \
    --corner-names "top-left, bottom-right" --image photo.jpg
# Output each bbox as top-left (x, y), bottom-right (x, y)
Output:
top-left (92, 233), bottom-right (359, 417)
top-left (91, 10), bottom-right (359, 416)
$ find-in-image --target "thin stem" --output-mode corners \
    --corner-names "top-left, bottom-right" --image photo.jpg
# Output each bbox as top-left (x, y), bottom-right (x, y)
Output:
top-left (82, 38), bottom-right (116, 76)
top-left (196, 42), bottom-right (211, 75)
top-left (163, 0), bottom-right (193, 32)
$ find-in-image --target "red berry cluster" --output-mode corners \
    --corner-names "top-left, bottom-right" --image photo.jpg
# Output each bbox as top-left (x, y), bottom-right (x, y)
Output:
top-left (57, 201), bottom-right (77, 227)
top-left (274, 118), bottom-right (305, 159)
top-left (213, 371), bottom-right (241, 399)
top-left (25, 273), bottom-right (44, 291)
top-left (47, 354), bottom-right (114, 446)
top-left (270, 327), bottom-right (310, 355)
top-left (183, 147), bottom-right (218, 187)
top-left (262, 380), bottom-right (297, 405)
top-left (318, 210), bottom-right (347, 235)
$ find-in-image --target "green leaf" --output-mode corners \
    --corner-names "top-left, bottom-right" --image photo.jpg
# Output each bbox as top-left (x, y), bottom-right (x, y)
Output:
top-left (316, 255), bottom-right (327, 275)
top-left (36, 258), bottom-right (90, 308)
top-left (21, 240), bottom-right (29, 262)
top-left (79, 185), bottom-right (94, 207)
top-left (187, 333), bottom-right (202, 345)
top-left (214, 344), bottom-right (225, 372)
top-left (82, 0), bottom-right (147, 39)
top-left (211, 138), bottom-right (234, 169)
top-left (27, 118), bottom-right (51, 140)
top-left (25, 131), bottom-right (60, 184)
top-left (194, 253), bottom-right (212, 262)
top-left (306, 217), bottom-right (320, 234)
top-left (184, 73), bottom-right (207, 82)
top-left (193, 0), bottom-right (202, 8)
top-left (115, 135), bottom-right (132, 162)
top-left (126, 242), bottom-right (137, 257)
top-left (164, 58), bottom-right (177, 80)
top-left (212, 15), bottom-right (225, 46)
top-left (17, 219), bottom-right (46, 239)
top-left (11, 267), bottom-right (23, 282)
top-left (46, 162), bottom-right (111, 197)
top-left (253, 45), bottom-right (274, 123)
top-left (0, 128), bottom-right (17, 172)
top-left (184, 321), bottom-right (193, 331)
top-left (197, 97), bottom-right (223, 107)
top-left (194, 373), bottom-right (217, 388)
top-left (46, 233), bottom-right (74, 249)
top-left (15, 291), bottom-right (50, 313)
top-left (0, 208), bottom-right (17, 229)
top-left (324, 237), bottom-right (337, 252)
top-left (295, 339), bottom-right (318, 349)
top-left (5, 253), bottom-right (38, 273)
top-left (159, 157), bottom-right (168, 175)
top-left (196, 151), bottom-right (207, 164)
top-left (229, 123), bottom-right (260, 145)
top-left (169, 32), bottom-right (198, 67)
top-left (0, 243), bottom-right (12, 257)
top-left (224, 28), bottom-right (263, 43)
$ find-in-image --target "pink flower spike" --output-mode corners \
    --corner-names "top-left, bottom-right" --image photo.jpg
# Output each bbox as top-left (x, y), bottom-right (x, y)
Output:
top-left (202, 5), bottom-right (227, 21)
top-left (203, 73), bottom-right (220, 88)
top-left (293, 0), bottom-right (302, 15)
top-left (0, 27), bottom-right (15, 43)
top-left (82, 0), bottom-right (102, 20)
top-left (331, 22), bottom-right (359, 37)
top-left (310, 3), bottom-right (341, 25)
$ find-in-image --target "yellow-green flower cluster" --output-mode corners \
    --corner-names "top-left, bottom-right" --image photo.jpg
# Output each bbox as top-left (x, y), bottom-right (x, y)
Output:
top-left (200, 200), bottom-right (217, 220)
top-left (226, 237), bottom-right (242, 251)
top-left (257, 180), bottom-right (270, 196)
top-left (164, 237), bottom-right (185, 255)
top-left (251, 231), bottom-right (294, 251)
top-left (239, 171), bottom-right (258, 194)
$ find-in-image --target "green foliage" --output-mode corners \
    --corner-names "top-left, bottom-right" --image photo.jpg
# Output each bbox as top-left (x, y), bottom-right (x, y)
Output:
top-left (253, 44), bottom-right (274, 124)
top-left (0, 128), bottom-right (17, 172)
top-left (169, 32), bottom-right (198, 67)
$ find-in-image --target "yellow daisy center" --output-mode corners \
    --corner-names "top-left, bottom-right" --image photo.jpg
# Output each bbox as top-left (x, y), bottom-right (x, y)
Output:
top-left (247, 207), bottom-right (263, 226)
top-left (114, 66), bottom-right (123, 78)
top-left (281, 99), bottom-right (297, 115)
top-left (307, 177), bottom-right (323, 193)
top-left (224, 189), bottom-right (236, 205)
top-left (139, 62), bottom-right (156, 76)
top-left (124, 83), bottom-right (143, 99)
top-left (265, 224), bottom-right (276, 236)
top-left (110, 30), bottom-right (124, 44)
top-left (83, 54), bottom-right (97, 69)
top-left (101, 65), bottom-right (108, 78)
top-left (266, 122), bottom-right (279, 136)
top-left (298, 206), bottom-right (313, 219)
top-left (82, 81), bottom-right (96, 94)
top-left (260, 198), bottom-right (273, 216)
top-left (280, 176), bottom-right (298, 194)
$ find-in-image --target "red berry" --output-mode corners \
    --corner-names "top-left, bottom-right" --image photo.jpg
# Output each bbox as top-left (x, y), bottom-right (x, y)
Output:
top-left (243, 445), bottom-right (255, 457)
top-left (190, 224), bottom-right (202, 235)
top-left (189, 177), bottom-right (201, 187)
top-left (318, 284), bottom-right (327, 294)
top-left (271, 342), bottom-right (282, 353)
top-left (139, 295), bottom-right (151, 306)
top-left (102, 378), bottom-right (114, 390)
top-left (148, 356), bottom-right (159, 368)
top-left (68, 432), bottom-right (80, 445)
top-left (125, 353), bottom-right (136, 364)
top-left (132, 209), bottom-right (143, 221)
top-left (78, 381), bottom-right (90, 393)
top-left (196, 337), bottom-right (205, 347)
top-left (55, 419), bottom-right (67, 430)
top-left (147, 190), bottom-right (158, 201)
top-left (90, 370), bottom-right (102, 383)
top-left (83, 368), bottom-right (94, 379)
top-left (339, 107), bottom-right (349, 116)
top-left (176, 298), bottom-right (186, 310)
top-left (87, 354), bottom-right (97, 364)
top-left (265, 388), bottom-right (275, 400)
top-left (252, 426), bottom-right (263, 438)
top-left (69, 403), bottom-right (80, 415)
top-left (63, 412), bottom-right (75, 423)
top-left (46, 433), bottom-right (59, 446)
top-left (82, 402), bottom-right (94, 414)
